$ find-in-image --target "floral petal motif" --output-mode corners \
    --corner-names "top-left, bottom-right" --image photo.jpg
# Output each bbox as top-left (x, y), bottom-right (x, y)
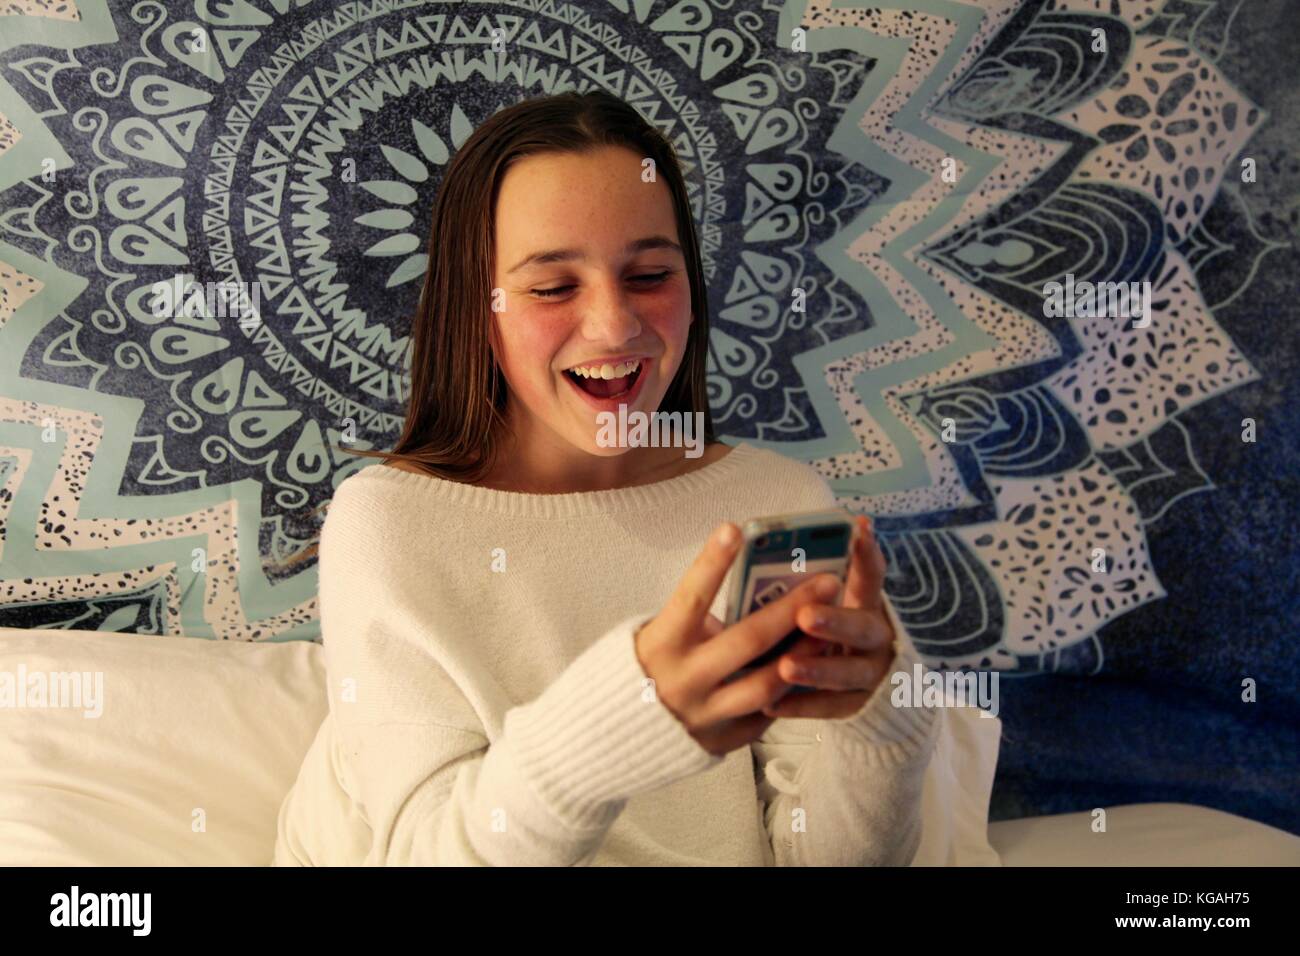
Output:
top-left (1063, 36), bottom-right (1263, 242)
top-left (380, 145), bottom-right (428, 183)
top-left (360, 180), bottom-right (418, 205)
top-left (411, 119), bottom-right (448, 166)
top-left (387, 253), bottom-right (428, 289)
top-left (1045, 251), bottom-right (1258, 449)
top-left (960, 460), bottom-right (1165, 662)
top-left (353, 209), bottom-right (414, 230)
top-left (449, 103), bottom-right (474, 149)
top-left (363, 234), bottom-right (419, 257)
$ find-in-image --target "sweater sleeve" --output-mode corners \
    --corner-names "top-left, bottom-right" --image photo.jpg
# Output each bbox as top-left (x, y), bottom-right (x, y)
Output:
top-left (750, 596), bottom-right (940, 866)
top-left (311, 483), bottom-right (721, 866)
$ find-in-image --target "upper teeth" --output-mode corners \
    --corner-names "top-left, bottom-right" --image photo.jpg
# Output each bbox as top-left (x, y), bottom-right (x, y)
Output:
top-left (569, 360), bottom-right (640, 379)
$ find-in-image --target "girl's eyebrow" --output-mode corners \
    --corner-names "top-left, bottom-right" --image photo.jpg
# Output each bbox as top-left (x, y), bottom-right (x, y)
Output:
top-left (506, 235), bottom-right (682, 274)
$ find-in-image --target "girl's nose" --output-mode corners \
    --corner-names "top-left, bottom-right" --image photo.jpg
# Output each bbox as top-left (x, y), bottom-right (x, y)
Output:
top-left (579, 275), bottom-right (642, 343)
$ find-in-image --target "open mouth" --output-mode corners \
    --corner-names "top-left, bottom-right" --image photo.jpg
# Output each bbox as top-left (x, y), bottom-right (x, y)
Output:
top-left (563, 359), bottom-right (643, 400)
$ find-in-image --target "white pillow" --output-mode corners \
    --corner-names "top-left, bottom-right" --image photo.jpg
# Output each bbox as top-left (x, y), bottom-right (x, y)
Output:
top-left (912, 704), bottom-right (1003, 865)
top-left (0, 627), bottom-right (326, 866)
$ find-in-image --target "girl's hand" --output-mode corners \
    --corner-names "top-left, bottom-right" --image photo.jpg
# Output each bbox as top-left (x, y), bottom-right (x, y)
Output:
top-left (761, 515), bottom-right (898, 721)
top-left (634, 523), bottom-right (843, 757)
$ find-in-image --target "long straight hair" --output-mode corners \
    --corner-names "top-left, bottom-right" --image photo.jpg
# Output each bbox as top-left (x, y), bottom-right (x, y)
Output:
top-left (276, 90), bottom-right (716, 568)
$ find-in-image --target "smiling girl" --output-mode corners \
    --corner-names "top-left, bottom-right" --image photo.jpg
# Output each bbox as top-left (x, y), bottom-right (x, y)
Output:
top-left (273, 90), bottom-right (943, 866)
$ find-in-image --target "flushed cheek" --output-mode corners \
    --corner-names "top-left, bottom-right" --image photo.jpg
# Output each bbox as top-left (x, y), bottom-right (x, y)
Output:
top-left (495, 312), bottom-right (570, 398)
top-left (643, 296), bottom-right (692, 377)
top-left (647, 301), bottom-right (690, 340)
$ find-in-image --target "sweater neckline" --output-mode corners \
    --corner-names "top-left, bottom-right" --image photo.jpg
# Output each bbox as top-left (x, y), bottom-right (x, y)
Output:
top-left (353, 441), bottom-right (762, 518)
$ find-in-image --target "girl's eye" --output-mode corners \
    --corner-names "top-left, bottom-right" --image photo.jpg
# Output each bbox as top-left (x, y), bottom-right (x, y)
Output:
top-left (630, 271), bottom-right (673, 286)
top-left (532, 271), bottom-right (673, 299)
top-left (629, 270), bottom-right (670, 286)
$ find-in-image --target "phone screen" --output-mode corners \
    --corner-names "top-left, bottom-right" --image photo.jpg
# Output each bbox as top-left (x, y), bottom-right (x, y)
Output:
top-left (727, 518), bottom-right (853, 693)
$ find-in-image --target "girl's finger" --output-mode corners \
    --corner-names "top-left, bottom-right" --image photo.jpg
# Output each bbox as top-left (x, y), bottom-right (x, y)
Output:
top-left (660, 523), bottom-right (741, 644)
top-left (843, 515), bottom-right (886, 611)
top-left (795, 604), bottom-right (893, 652)
top-left (777, 646), bottom-right (893, 692)
top-left (692, 573), bottom-right (840, 686)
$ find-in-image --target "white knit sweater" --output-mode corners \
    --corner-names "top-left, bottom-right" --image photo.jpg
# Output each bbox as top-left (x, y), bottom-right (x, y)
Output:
top-left (273, 442), bottom-right (941, 866)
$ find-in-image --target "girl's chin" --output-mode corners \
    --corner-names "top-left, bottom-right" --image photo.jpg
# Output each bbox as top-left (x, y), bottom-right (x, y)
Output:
top-left (577, 439), bottom-right (635, 459)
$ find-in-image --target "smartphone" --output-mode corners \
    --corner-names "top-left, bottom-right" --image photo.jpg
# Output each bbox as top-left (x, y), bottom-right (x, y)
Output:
top-left (722, 508), bottom-right (857, 694)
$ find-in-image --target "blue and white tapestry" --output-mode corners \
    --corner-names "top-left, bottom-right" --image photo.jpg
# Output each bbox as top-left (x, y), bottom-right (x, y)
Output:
top-left (0, 0), bottom-right (1295, 833)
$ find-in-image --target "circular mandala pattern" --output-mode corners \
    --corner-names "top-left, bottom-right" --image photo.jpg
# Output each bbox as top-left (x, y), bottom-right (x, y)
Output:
top-left (0, 0), bottom-right (1276, 682)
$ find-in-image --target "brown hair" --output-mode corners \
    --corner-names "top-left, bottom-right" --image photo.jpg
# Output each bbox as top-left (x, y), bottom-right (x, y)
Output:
top-left (273, 89), bottom-right (716, 568)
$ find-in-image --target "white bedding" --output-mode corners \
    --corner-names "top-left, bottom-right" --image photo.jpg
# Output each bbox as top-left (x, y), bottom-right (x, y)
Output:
top-left (0, 627), bottom-right (326, 865)
top-left (3, 625), bottom-right (1289, 866)
top-left (989, 802), bottom-right (1300, 865)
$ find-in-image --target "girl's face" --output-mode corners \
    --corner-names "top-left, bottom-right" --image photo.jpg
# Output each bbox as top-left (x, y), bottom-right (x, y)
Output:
top-left (490, 145), bottom-right (693, 465)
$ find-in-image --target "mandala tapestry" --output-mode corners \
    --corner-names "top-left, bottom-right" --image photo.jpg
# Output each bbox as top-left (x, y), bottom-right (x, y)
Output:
top-left (0, 0), bottom-right (1295, 831)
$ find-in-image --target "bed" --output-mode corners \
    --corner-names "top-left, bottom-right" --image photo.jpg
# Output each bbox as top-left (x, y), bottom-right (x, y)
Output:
top-left (2, 627), bottom-right (1295, 866)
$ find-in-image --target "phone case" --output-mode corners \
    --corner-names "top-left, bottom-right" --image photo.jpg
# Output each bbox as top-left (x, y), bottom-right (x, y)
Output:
top-left (723, 508), bottom-right (857, 694)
